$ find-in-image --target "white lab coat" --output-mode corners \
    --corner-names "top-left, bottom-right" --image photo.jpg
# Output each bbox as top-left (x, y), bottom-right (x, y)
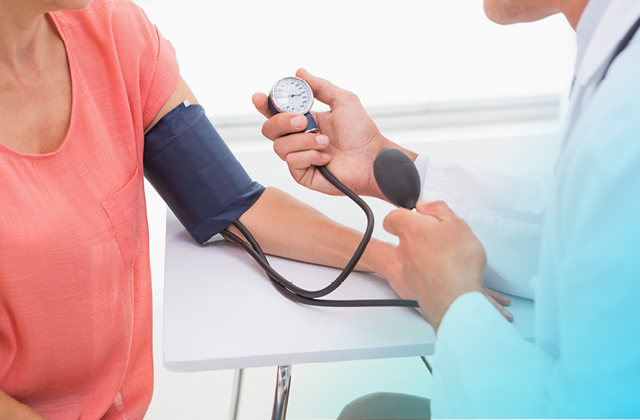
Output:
top-left (424, 0), bottom-right (640, 417)
top-left (416, 153), bottom-right (550, 300)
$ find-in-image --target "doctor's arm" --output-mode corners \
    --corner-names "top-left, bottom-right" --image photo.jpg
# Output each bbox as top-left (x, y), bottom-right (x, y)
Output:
top-left (255, 69), bottom-right (548, 300)
top-left (383, 125), bottom-right (640, 418)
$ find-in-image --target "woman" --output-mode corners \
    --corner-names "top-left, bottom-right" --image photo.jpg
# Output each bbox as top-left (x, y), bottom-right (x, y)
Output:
top-left (0, 1), bottom-right (407, 418)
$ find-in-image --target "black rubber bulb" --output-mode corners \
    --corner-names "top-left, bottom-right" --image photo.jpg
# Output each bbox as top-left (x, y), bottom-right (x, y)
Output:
top-left (373, 148), bottom-right (421, 209)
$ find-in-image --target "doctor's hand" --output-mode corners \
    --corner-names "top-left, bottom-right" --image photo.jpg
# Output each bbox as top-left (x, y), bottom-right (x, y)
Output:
top-left (252, 69), bottom-right (417, 200)
top-left (384, 200), bottom-right (513, 332)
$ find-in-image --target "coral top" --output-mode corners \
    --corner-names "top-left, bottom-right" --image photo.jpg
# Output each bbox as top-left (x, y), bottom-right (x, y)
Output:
top-left (0, 1), bottom-right (179, 418)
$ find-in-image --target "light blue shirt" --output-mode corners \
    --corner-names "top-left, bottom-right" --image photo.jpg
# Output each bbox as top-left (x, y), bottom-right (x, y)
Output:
top-left (431, 1), bottom-right (640, 417)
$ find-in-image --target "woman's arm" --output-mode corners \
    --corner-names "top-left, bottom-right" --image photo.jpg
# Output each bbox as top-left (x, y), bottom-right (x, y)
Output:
top-left (0, 391), bottom-right (47, 420)
top-left (146, 78), bottom-right (514, 309)
top-left (146, 76), bottom-right (410, 298)
top-left (144, 75), bottom-right (198, 134)
top-left (227, 186), bottom-right (411, 299)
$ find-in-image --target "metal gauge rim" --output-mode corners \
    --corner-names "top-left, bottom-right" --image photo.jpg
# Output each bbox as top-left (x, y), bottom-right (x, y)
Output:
top-left (269, 76), bottom-right (315, 114)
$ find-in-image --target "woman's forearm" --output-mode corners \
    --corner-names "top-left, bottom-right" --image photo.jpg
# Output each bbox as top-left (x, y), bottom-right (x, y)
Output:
top-left (0, 391), bottom-right (47, 420)
top-left (230, 187), bottom-right (396, 278)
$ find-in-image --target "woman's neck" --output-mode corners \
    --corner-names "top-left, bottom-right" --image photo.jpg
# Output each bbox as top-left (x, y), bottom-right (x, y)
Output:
top-left (0, 4), bottom-right (53, 70)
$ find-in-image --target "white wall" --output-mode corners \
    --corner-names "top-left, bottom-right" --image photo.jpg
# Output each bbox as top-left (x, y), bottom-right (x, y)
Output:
top-left (134, 0), bottom-right (576, 119)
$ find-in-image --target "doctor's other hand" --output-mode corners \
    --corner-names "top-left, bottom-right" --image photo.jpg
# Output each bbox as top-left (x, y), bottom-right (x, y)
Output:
top-left (252, 68), bottom-right (417, 200)
top-left (383, 200), bottom-right (513, 332)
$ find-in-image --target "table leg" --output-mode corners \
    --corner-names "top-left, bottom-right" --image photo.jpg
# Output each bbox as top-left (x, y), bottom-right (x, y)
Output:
top-left (229, 368), bottom-right (244, 420)
top-left (271, 365), bottom-right (292, 420)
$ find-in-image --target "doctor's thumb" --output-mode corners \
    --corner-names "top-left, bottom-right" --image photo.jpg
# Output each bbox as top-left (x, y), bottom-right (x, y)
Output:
top-left (296, 68), bottom-right (356, 107)
top-left (383, 208), bottom-right (414, 238)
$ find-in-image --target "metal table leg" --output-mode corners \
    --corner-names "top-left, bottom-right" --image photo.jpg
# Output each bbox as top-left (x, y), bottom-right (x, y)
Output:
top-left (271, 365), bottom-right (292, 420)
top-left (229, 368), bottom-right (244, 420)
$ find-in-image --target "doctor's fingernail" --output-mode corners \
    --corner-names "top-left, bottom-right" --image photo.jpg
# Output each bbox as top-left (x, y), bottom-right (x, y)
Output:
top-left (321, 153), bottom-right (331, 161)
top-left (291, 115), bottom-right (306, 129)
top-left (316, 135), bottom-right (328, 146)
top-left (504, 309), bottom-right (514, 322)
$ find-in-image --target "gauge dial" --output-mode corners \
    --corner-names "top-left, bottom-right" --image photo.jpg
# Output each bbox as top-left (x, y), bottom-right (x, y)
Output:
top-left (269, 77), bottom-right (314, 114)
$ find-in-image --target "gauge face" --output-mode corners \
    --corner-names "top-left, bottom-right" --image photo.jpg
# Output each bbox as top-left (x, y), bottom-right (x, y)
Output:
top-left (270, 77), bottom-right (314, 114)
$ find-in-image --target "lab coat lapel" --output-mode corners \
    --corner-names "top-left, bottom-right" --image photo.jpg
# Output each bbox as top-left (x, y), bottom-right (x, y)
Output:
top-left (576, 0), bottom-right (640, 85)
top-left (564, 0), bottom-right (640, 144)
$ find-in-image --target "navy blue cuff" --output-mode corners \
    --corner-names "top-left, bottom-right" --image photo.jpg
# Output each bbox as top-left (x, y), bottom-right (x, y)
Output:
top-left (187, 180), bottom-right (265, 244)
top-left (144, 103), bottom-right (265, 244)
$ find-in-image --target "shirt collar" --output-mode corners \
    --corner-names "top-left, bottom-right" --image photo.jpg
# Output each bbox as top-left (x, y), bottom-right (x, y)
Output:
top-left (574, 0), bottom-right (640, 84)
top-left (575, 0), bottom-right (612, 72)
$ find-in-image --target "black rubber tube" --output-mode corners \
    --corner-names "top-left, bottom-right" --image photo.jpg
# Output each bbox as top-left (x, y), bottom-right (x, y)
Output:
top-left (219, 227), bottom-right (418, 308)
top-left (220, 165), bottom-right (419, 308)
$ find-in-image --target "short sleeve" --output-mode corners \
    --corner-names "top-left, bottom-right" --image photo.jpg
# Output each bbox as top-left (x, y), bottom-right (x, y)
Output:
top-left (104, 0), bottom-right (180, 128)
top-left (54, 0), bottom-right (180, 131)
top-left (139, 24), bottom-right (180, 128)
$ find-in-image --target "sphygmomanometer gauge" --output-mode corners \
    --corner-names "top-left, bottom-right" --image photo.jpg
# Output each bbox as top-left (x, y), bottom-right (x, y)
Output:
top-left (268, 76), bottom-right (319, 133)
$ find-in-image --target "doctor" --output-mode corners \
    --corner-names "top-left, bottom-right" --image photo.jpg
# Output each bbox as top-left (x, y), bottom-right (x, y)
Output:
top-left (254, 0), bottom-right (640, 418)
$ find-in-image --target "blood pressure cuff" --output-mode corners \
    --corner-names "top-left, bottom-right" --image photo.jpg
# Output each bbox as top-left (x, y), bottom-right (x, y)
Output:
top-left (144, 102), bottom-right (265, 244)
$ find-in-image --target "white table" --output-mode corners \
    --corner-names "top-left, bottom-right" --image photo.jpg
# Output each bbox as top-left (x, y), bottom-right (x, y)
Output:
top-left (163, 136), bottom-right (545, 418)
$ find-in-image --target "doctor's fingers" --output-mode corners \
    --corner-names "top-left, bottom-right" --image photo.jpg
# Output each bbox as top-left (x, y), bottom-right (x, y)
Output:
top-left (261, 112), bottom-right (310, 141)
top-left (483, 291), bottom-right (514, 322)
top-left (296, 68), bottom-right (362, 108)
top-left (284, 149), bottom-right (331, 173)
top-left (273, 133), bottom-right (330, 162)
top-left (483, 286), bottom-right (511, 306)
top-left (252, 92), bottom-right (274, 119)
top-left (383, 208), bottom-right (430, 240)
top-left (415, 200), bottom-right (455, 221)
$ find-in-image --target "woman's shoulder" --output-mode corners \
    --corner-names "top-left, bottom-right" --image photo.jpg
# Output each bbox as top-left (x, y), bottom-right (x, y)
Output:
top-left (56, 0), bottom-right (149, 22)
top-left (51, 0), bottom-right (179, 133)
top-left (53, 0), bottom-right (161, 53)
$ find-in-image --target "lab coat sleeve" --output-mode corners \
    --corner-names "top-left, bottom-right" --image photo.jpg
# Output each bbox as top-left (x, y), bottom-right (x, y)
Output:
top-left (432, 292), bottom-right (554, 418)
top-left (414, 154), bottom-right (551, 298)
top-left (431, 143), bottom-right (640, 418)
top-left (430, 44), bottom-right (640, 418)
